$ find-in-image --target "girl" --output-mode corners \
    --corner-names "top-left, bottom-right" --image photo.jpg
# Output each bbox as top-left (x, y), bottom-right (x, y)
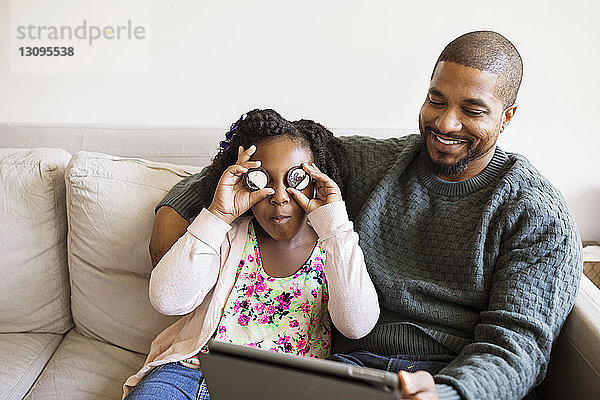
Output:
top-left (123, 109), bottom-right (379, 399)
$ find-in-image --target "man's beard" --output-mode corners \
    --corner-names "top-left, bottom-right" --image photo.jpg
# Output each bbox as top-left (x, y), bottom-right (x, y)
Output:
top-left (427, 142), bottom-right (475, 178)
top-left (420, 120), bottom-right (501, 179)
top-left (421, 127), bottom-right (476, 178)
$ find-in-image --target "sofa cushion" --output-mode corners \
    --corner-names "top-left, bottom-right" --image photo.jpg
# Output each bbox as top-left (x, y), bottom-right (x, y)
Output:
top-left (23, 329), bottom-right (146, 400)
top-left (540, 274), bottom-right (600, 400)
top-left (0, 333), bottom-right (63, 400)
top-left (65, 152), bottom-right (203, 354)
top-left (0, 148), bottom-right (73, 334)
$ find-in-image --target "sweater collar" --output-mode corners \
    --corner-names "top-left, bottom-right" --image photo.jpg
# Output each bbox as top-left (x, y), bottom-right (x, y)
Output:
top-left (417, 145), bottom-right (509, 196)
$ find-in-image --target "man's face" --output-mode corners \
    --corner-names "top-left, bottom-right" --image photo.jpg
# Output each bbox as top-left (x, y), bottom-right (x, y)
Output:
top-left (418, 61), bottom-right (516, 181)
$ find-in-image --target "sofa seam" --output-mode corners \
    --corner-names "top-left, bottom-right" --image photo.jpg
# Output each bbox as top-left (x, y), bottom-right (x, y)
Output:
top-left (0, 161), bottom-right (57, 167)
top-left (52, 162), bottom-right (73, 334)
top-left (64, 160), bottom-right (77, 335)
top-left (67, 172), bottom-right (189, 192)
top-left (6, 334), bottom-right (65, 400)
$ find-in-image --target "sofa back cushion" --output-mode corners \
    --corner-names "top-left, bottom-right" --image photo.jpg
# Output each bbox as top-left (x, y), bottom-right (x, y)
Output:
top-left (0, 148), bottom-right (73, 333)
top-left (65, 151), bottom-right (203, 354)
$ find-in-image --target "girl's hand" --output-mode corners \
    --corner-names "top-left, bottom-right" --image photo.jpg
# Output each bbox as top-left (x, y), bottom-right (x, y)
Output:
top-left (208, 145), bottom-right (275, 224)
top-left (287, 163), bottom-right (342, 214)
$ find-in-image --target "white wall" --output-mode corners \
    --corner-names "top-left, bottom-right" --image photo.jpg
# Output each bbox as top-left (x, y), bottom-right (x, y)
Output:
top-left (1, 0), bottom-right (599, 241)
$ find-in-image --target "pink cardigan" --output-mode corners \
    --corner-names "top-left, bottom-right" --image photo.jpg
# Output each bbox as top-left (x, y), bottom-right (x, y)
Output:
top-left (123, 202), bottom-right (379, 398)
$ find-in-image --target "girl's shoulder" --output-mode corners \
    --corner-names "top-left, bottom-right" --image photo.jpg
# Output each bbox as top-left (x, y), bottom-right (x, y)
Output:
top-left (219, 216), bottom-right (253, 250)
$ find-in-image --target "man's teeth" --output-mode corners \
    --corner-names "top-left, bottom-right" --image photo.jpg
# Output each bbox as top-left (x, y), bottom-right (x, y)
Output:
top-left (435, 134), bottom-right (463, 145)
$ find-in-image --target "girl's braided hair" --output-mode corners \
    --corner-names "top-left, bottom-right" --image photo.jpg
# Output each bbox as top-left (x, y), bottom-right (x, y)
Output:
top-left (204, 109), bottom-right (349, 197)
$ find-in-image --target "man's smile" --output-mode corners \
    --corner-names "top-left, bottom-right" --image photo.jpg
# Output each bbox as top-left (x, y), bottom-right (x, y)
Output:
top-left (432, 132), bottom-right (469, 145)
top-left (428, 130), bottom-right (471, 155)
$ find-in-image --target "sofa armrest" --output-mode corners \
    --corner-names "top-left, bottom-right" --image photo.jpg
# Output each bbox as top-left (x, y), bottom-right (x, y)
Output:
top-left (540, 274), bottom-right (600, 400)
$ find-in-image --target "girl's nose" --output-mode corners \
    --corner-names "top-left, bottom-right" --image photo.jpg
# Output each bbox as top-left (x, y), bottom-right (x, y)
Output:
top-left (270, 182), bottom-right (290, 205)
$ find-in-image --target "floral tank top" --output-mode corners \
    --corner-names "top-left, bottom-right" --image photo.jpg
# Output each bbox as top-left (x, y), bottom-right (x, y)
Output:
top-left (180, 220), bottom-right (332, 369)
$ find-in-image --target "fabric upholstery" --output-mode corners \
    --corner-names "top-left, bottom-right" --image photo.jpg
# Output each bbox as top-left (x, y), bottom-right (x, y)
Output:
top-left (541, 274), bottom-right (600, 400)
top-left (0, 148), bottom-right (73, 334)
top-left (0, 333), bottom-right (63, 400)
top-left (23, 329), bottom-right (146, 400)
top-left (64, 152), bottom-right (202, 353)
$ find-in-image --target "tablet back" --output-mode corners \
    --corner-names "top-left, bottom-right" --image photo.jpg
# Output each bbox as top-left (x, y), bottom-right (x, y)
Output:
top-left (201, 340), bottom-right (400, 400)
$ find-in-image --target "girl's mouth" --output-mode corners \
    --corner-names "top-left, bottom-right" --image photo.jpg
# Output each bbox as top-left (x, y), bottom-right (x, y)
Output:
top-left (271, 215), bottom-right (291, 224)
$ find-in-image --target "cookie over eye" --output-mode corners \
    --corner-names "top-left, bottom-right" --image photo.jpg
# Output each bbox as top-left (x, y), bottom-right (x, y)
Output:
top-left (245, 167), bottom-right (269, 191)
top-left (286, 166), bottom-right (310, 190)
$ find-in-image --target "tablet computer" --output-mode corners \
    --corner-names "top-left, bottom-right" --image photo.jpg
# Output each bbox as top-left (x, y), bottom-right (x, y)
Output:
top-left (200, 340), bottom-right (401, 400)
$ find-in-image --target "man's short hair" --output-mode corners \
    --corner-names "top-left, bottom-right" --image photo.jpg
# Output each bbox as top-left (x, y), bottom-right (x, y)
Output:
top-left (434, 31), bottom-right (523, 109)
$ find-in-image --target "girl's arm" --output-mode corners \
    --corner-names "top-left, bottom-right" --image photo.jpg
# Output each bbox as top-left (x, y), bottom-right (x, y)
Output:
top-left (288, 163), bottom-right (379, 339)
top-left (149, 208), bottom-right (231, 315)
top-left (151, 145), bottom-right (274, 316)
top-left (308, 202), bottom-right (380, 339)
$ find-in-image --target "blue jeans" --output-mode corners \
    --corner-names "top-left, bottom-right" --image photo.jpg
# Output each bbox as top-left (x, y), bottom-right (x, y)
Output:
top-left (328, 350), bottom-right (453, 375)
top-left (125, 362), bottom-right (210, 400)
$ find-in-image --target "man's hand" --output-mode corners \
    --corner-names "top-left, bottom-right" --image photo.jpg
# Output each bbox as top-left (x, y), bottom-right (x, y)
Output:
top-left (149, 206), bottom-right (190, 267)
top-left (398, 371), bottom-right (438, 400)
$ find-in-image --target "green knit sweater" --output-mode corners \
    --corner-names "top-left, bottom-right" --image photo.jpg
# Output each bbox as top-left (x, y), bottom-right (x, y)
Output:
top-left (157, 134), bottom-right (582, 400)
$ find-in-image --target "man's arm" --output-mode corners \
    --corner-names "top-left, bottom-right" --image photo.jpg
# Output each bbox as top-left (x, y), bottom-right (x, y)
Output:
top-left (150, 168), bottom-right (215, 266)
top-left (434, 194), bottom-right (583, 399)
top-left (338, 135), bottom-right (419, 221)
top-left (149, 206), bottom-right (190, 267)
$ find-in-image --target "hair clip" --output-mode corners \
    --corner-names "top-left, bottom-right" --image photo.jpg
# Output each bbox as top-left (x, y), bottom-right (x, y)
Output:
top-left (219, 113), bottom-right (248, 150)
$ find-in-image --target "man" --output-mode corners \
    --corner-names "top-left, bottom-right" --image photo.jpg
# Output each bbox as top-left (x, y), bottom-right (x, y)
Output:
top-left (149, 31), bottom-right (582, 399)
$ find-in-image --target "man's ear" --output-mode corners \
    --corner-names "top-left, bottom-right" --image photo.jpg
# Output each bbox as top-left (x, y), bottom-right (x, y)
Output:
top-left (500, 104), bottom-right (517, 133)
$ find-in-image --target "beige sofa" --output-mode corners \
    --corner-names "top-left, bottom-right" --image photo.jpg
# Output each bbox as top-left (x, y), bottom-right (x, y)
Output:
top-left (0, 124), bottom-right (599, 400)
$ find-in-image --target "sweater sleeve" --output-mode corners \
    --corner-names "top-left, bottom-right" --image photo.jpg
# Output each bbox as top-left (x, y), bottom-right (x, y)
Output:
top-left (434, 195), bottom-right (583, 399)
top-left (156, 166), bottom-right (215, 222)
top-left (308, 201), bottom-right (380, 339)
top-left (149, 208), bottom-right (232, 315)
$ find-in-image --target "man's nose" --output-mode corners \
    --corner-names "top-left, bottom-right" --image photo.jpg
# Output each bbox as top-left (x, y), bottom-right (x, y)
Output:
top-left (270, 182), bottom-right (290, 205)
top-left (435, 108), bottom-right (463, 133)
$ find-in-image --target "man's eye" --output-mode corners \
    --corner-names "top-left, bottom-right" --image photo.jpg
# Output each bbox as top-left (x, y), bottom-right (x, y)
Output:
top-left (428, 99), bottom-right (445, 106)
top-left (464, 109), bottom-right (484, 116)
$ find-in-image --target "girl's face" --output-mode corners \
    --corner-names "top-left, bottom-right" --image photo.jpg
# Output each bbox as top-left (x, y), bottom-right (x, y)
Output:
top-left (250, 137), bottom-right (314, 241)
